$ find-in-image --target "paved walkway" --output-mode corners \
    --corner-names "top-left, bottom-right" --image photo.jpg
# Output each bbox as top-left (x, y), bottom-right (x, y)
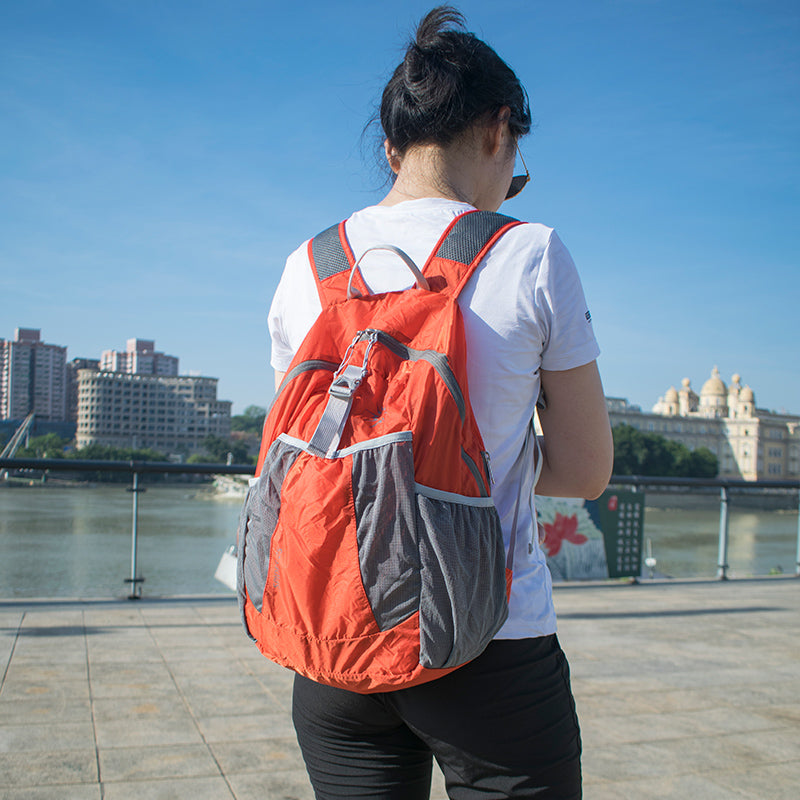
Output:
top-left (0, 577), bottom-right (798, 799)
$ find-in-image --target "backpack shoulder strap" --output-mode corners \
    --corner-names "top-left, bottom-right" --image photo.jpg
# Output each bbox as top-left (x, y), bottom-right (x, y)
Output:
top-left (308, 210), bottom-right (523, 305)
top-left (423, 210), bottom-right (523, 298)
top-left (308, 221), bottom-right (370, 308)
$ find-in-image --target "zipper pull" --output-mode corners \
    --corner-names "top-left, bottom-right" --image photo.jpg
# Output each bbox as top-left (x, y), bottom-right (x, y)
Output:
top-left (482, 451), bottom-right (495, 486)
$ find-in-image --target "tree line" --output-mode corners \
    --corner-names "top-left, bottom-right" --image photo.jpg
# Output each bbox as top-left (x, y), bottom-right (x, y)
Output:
top-left (4, 413), bottom-right (719, 480)
top-left (612, 423), bottom-right (718, 478)
top-left (3, 404), bottom-right (270, 472)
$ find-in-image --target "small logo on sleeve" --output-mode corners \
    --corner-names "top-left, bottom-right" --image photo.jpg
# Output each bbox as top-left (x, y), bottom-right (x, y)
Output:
top-left (585, 310), bottom-right (592, 323)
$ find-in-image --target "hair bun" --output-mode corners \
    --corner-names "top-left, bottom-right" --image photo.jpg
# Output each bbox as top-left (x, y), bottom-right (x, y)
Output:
top-left (414, 5), bottom-right (465, 50)
top-left (379, 4), bottom-right (531, 154)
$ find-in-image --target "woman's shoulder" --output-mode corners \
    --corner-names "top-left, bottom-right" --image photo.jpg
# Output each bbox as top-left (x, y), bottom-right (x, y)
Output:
top-left (488, 216), bottom-right (561, 266)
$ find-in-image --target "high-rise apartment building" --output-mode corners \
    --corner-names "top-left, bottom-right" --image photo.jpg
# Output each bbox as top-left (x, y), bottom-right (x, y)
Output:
top-left (76, 370), bottom-right (231, 454)
top-left (0, 329), bottom-right (67, 422)
top-left (100, 338), bottom-right (178, 376)
top-left (75, 337), bottom-right (231, 455)
top-left (66, 358), bottom-right (101, 423)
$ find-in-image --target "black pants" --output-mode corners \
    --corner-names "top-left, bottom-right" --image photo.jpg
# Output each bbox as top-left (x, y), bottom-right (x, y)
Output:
top-left (292, 635), bottom-right (582, 799)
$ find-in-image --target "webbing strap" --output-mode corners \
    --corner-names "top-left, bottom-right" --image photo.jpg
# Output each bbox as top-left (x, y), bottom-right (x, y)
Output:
top-left (307, 331), bottom-right (378, 456)
top-left (307, 365), bottom-right (365, 457)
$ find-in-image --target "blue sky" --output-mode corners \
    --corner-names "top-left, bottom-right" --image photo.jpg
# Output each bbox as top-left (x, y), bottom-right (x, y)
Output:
top-left (2, 0), bottom-right (798, 415)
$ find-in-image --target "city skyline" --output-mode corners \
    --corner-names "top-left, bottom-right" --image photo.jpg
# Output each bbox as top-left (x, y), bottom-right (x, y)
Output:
top-left (2, 0), bottom-right (798, 415)
top-left (3, 326), bottom-right (797, 424)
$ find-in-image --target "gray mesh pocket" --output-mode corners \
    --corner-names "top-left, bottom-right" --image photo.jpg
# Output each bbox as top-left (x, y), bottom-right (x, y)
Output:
top-left (352, 438), bottom-right (420, 631)
top-left (415, 495), bottom-right (508, 669)
top-left (237, 439), bottom-right (300, 628)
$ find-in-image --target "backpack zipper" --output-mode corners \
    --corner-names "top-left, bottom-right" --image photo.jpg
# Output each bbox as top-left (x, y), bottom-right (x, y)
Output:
top-left (461, 449), bottom-right (490, 497)
top-left (363, 330), bottom-right (467, 422)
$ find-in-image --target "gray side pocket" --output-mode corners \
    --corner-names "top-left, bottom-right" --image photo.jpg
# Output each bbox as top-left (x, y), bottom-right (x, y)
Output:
top-left (352, 438), bottom-right (420, 631)
top-left (415, 497), bottom-right (508, 669)
top-left (237, 439), bottom-right (301, 630)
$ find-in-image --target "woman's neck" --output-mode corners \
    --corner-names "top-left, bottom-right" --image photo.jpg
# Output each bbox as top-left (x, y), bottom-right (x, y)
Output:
top-left (379, 143), bottom-right (478, 208)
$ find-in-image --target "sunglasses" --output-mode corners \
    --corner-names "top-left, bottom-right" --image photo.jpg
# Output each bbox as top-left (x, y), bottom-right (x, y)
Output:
top-left (505, 145), bottom-right (530, 199)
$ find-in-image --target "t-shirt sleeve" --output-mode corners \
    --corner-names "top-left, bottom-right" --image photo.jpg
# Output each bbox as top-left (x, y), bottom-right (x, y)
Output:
top-left (268, 241), bottom-right (324, 372)
top-left (535, 231), bottom-right (600, 371)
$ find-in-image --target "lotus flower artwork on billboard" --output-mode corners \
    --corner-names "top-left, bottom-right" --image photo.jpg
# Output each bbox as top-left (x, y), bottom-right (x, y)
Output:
top-left (536, 490), bottom-right (645, 581)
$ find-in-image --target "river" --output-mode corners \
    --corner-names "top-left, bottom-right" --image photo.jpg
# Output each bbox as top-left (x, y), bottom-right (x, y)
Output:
top-left (0, 484), bottom-right (797, 598)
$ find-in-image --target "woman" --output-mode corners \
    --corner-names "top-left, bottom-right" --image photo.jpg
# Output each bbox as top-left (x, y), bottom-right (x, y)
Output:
top-left (268, 6), bottom-right (613, 798)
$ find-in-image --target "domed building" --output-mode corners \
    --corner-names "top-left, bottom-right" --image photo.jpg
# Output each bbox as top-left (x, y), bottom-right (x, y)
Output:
top-left (699, 367), bottom-right (728, 418)
top-left (608, 368), bottom-right (799, 481)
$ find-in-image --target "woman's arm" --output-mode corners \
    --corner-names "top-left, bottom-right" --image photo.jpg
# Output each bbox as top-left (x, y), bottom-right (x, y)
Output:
top-left (275, 371), bottom-right (285, 391)
top-left (535, 361), bottom-right (613, 500)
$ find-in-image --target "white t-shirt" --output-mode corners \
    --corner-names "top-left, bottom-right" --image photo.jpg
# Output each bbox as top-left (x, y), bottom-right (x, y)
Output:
top-left (268, 198), bottom-right (600, 639)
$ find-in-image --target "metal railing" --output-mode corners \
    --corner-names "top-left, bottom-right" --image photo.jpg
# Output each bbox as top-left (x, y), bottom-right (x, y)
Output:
top-left (1, 457), bottom-right (254, 599)
top-left (2, 458), bottom-right (798, 596)
top-left (608, 475), bottom-right (800, 580)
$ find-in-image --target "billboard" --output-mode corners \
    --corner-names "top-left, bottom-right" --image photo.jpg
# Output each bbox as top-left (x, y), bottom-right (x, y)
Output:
top-left (536, 489), bottom-right (645, 581)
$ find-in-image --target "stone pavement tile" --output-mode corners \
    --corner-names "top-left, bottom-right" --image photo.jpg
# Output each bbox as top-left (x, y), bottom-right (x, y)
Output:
top-left (81, 609), bottom-right (146, 629)
top-left (0, 676), bottom-right (89, 703)
top-left (654, 667), bottom-right (773, 690)
top-left (580, 710), bottom-right (716, 747)
top-left (0, 748), bottom-right (98, 789)
top-left (195, 712), bottom-right (296, 743)
top-left (4, 658), bottom-right (88, 683)
top-left (721, 728), bottom-right (800, 764)
top-left (8, 640), bottom-right (87, 665)
top-left (577, 685), bottom-right (720, 717)
top-left (86, 638), bottom-right (164, 664)
top-left (93, 713), bottom-right (204, 749)
top-left (180, 688), bottom-right (286, 719)
top-left (226, 769), bottom-right (314, 800)
top-left (170, 673), bottom-right (272, 697)
top-left (0, 721), bottom-right (95, 753)
top-left (0, 786), bottom-right (101, 800)
top-left (583, 734), bottom-right (761, 784)
top-left (155, 641), bottom-right (238, 665)
top-left (574, 688), bottom-right (670, 718)
top-left (92, 694), bottom-right (189, 723)
top-left (572, 675), bottom-right (673, 695)
top-left (227, 762), bottom-right (447, 800)
top-left (247, 666), bottom-right (295, 714)
top-left (702, 680), bottom-right (797, 708)
top-left (583, 773), bottom-right (753, 800)
top-left (711, 760), bottom-right (800, 800)
top-left (751, 702), bottom-right (800, 727)
top-left (0, 692), bottom-right (92, 725)
top-left (88, 663), bottom-right (177, 699)
top-left (101, 776), bottom-right (235, 800)
top-left (630, 686), bottom-right (728, 714)
top-left (685, 705), bottom-right (790, 736)
top-left (98, 743), bottom-right (221, 782)
top-left (209, 736), bottom-right (303, 775)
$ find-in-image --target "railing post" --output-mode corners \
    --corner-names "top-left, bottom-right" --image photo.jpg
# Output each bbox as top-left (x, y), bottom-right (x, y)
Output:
top-left (795, 490), bottom-right (800, 577)
top-left (125, 470), bottom-right (146, 599)
top-left (717, 485), bottom-right (730, 580)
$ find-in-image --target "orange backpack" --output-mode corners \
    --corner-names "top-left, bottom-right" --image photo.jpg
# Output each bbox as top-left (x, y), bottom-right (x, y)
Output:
top-left (238, 209), bottom-right (523, 692)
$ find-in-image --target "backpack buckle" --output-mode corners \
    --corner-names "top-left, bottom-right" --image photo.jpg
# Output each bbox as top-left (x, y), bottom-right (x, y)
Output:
top-left (329, 366), bottom-right (364, 399)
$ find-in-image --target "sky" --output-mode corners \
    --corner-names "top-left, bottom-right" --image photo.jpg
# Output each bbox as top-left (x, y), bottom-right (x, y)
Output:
top-left (2, 0), bottom-right (798, 416)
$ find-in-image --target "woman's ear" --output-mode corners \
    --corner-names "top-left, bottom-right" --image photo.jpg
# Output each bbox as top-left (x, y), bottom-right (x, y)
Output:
top-left (384, 139), bottom-right (401, 174)
top-left (485, 106), bottom-right (511, 157)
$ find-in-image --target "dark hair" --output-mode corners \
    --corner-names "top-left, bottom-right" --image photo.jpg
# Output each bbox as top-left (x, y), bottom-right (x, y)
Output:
top-left (380, 5), bottom-right (531, 154)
